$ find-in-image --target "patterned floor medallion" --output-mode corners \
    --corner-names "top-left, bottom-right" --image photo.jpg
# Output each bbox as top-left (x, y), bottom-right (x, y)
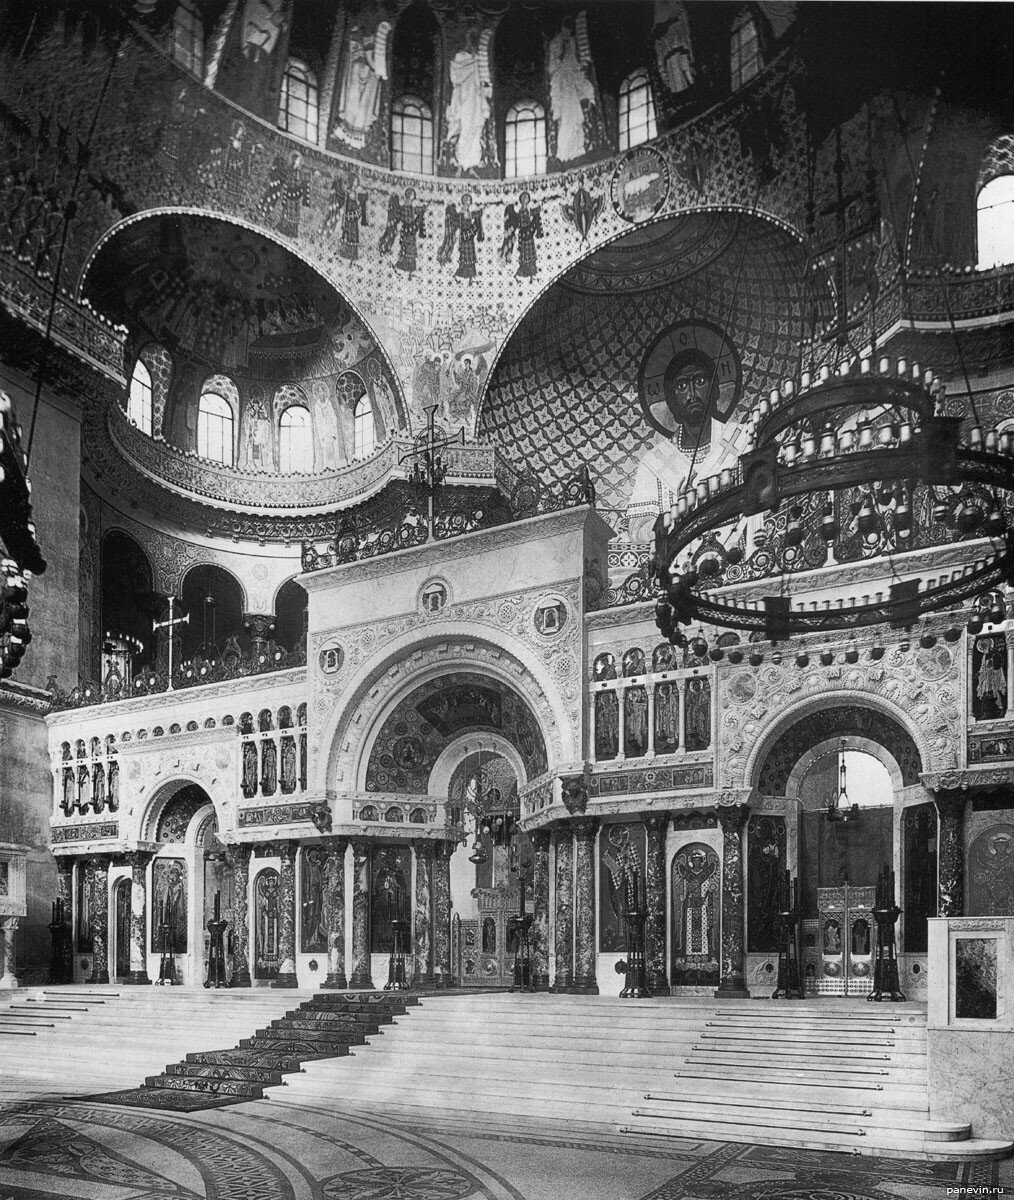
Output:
top-left (320, 1165), bottom-right (478, 1200)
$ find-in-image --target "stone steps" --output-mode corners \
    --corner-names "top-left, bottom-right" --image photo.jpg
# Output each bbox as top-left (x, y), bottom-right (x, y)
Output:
top-left (266, 993), bottom-right (1010, 1162)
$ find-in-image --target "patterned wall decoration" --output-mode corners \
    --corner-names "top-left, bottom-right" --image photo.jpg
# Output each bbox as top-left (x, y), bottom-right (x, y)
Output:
top-left (587, 763), bottom-right (713, 799)
top-left (968, 823), bottom-right (1014, 916)
top-left (598, 821), bottom-right (645, 952)
top-left (756, 704), bottom-right (923, 795)
top-left (903, 803), bottom-right (937, 953)
top-left (364, 672), bottom-right (548, 794)
top-left (154, 786), bottom-right (211, 843)
top-left (746, 814), bottom-right (785, 953)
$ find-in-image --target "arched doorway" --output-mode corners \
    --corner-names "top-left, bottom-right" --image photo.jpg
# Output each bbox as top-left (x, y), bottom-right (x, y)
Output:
top-left (113, 876), bottom-right (132, 981)
top-left (146, 782), bottom-right (233, 986)
top-left (754, 703), bottom-right (929, 998)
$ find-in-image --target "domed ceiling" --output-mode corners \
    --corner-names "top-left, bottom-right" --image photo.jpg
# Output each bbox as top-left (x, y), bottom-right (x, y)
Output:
top-left (478, 211), bottom-right (830, 538)
top-left (81, 214), bottom-right (378, 381)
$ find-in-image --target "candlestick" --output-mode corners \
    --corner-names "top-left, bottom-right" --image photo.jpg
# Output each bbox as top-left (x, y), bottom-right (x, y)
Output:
top-left (214, 890), bottom-right (221, 921)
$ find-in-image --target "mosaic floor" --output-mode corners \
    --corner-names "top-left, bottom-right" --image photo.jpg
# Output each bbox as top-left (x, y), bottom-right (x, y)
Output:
top-left (0, 1094), bottom-right (1009, 1200)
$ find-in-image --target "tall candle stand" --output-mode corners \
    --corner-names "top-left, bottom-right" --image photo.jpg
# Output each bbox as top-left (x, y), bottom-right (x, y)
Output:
top-left (385, 890), bottom-right (410, 991)
top-left (156, 896), bottom-right (177, 986)
top-left (620, 866), bottom-right (651, 998)
top-left (205, 890), bottom-right (229, 989)
top-left (772, 869), bottom-right (804, 999)
top-left (869, 866), bottom-right (906, 1002)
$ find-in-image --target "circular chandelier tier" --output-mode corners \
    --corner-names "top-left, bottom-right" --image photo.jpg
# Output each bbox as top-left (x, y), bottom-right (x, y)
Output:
top-left (651, 357), bottom-right (1014, 642)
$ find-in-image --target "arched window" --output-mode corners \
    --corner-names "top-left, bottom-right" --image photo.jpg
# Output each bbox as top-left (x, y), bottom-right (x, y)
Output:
top-left (279, 58), bottom-right (318, 143)
top-left (505, 101), bottom-right (547, 179)
top-left (127, 359), bottom-right (153, 435)
top-left (618, 70), bottom-right (657, 151)
top-left (354, 395), bottom-right (375, 459)
top-left (977, 176), bottom-right (1014, 268)
top-left (391, 96), bottom-right (434, 174)
top-left (730, 10), bottom-right (762, 90)
top-left (279, 405), bottom-right (312, 473)
top-left (197, 392), bottom-right (234, 465)
top-left (172, 2), bottom-right (204, 77)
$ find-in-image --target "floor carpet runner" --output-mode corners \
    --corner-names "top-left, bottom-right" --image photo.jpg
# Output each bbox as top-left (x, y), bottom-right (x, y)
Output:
top-left (84, 991), bottom-right (418, 1112)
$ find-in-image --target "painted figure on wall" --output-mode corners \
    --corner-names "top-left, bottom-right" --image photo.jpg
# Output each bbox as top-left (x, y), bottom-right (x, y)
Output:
top-left (973, 634), bottom-right (1007, 720)
top-left (445, 29), bottom-right (493, 173)
top-left (684, 676), bottom-right (711, 750)
top-left (594, 690), bottom-right (619, 759)
top-left (280, 730), bottom-right (297, 793)
top-left (311, 391), bottom-right (342, 471)
top-left (261, 737), bottom-right (278, 796)
top-left (438, 193), bottom-right (484, 280)
top-left (547, 17), bottom-right (596, 163)
top-left (599, 822), bottom-right (646, 951)
top-left (152, 859), bottom-right (187, 953)
top-left (500, 194), bottom-right (543, 278)
top-left (624, 685), bottom-right (648, 757)
top-left (380, 190), bottom-right (426, 276)
top-left (968, 825), bottom-right (1014, 915)
top-left (747, 815), bottom-right (785, 953)
top-left (258, 150), bottom-right (311, 239)
top-left (242, 0), bottom-right (287, 60)
top-left (333, 22), bottom-right (392, 150)
top-left (654, 1), bottom-right (696, 93)
top-left (244, 401), bottom-right (271, 470)
top-left (198, 119), bottom-right (256, 204)
top-left (654, 681), bottom-right (679, 753)
top-left (300, 847), bottom-right (327, 952)
top-left (671, 842), bottom-right (719, 983)
top-left (370, 846), bottom-right (410, 953)
top-left (322, 174), bottom-right (368, 261)
top-left (242, 738), bottom-right (258, 798)
top-left (593, 652), bottom-right (617, 681)
top-left (254, 868), bottom-right (280, 979)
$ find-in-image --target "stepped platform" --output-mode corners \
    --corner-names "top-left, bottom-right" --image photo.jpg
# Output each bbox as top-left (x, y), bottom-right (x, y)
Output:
top-left (266, 992), bottom-right (1011, 1163)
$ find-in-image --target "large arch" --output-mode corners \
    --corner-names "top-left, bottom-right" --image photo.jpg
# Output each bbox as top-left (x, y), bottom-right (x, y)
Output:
top-left (139, 775), bottom-right (226, 844)
top-left (755, 702), bottom-right (923, 797)
top-left (315, 628), bottom-right (577, 798)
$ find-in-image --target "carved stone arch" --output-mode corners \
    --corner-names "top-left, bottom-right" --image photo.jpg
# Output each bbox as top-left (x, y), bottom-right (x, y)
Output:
top-left (140, 776), bottom-right (223, 844)
top-left (748, 694), bottom-right (925, 797)
top-left (785, 735), bottom-right (907, 800)
top-left (316, 630), bottom-right (574, 797)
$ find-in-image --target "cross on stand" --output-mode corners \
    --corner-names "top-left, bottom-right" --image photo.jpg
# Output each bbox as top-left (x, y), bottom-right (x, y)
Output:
top-left (152, 596), bottom-right (189, 691)
top-left (398, 405), bottom-right (465, 538)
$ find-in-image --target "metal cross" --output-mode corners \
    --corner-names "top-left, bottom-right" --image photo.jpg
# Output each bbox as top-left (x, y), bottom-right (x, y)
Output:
top-left (152, 595), bottom-right (189, 690)
top-left (398, 404), bottom-right (465, 537)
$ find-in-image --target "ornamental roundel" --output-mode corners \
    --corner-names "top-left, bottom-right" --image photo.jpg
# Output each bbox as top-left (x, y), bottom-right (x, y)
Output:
top-left (638, 319), bottom-right (742, 438)
top-left (610, 145), bottom-right (671, 223)
top-left (321, 1165), bottom-right (476, 1199)
top-left (318, 642), bottom-right (344, 675)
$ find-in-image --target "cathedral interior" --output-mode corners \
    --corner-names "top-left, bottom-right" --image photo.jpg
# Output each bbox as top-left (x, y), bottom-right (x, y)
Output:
top-left (2, 1), bottom-right (1014, 1197)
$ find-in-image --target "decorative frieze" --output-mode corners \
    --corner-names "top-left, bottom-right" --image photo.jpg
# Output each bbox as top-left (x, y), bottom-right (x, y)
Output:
top-left (588, 762), bottom-right (713, 798)
top-left (52, 822), bottom-right (118, 844)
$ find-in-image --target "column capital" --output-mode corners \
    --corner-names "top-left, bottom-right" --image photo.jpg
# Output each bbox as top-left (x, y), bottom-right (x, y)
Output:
top-left (324, 834), bottom-right (350, 858)
top-left (561, 773), bottom-right (589, 816)
top-left (225, 843), bottom-right (253, 868)
top-left (349, 835), bottom-right (373, 858)
top-left (532, 827), bottom-right (552, 852)
top-left (413, 839), bottom-right (436, 863)
top-left (716, 801), bottom-right (750, 831)
top-left (571, 816), bottom-right (600, 841)
top-left (934, 792), bottom-right (967, 822)
top-left (123, 850), bottom-right (154, 871)
top-left (274, 839), bottom-right (297, 860)
top-left (642, 810), bottom-right (671, 837)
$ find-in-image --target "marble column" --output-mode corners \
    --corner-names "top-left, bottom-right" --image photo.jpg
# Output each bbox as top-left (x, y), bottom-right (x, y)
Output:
top-left (935, 792), bottom-right (966, 917)
top-left (124, 851), bottom-right (153, 984)
top-left (227, 844), bottom-right (252, 987)
top-left (572, 817), bottom-right (600, 995)
top-left (531, 829), bottom-right (552, 991)
top-left (322, 836), bottom-right (349, 989)
top-left (715, 804), bottom-right (750, 999)
top-left (644, 811), bottom-right (670, 991)
top-left (88, 856), bottom-right (110, 985)
top-left (349, 837), bottom-right (375, 989)
top-left (0, 918), bottom-right (19, 990)
top-left (50, 857), bottom-right (73, 984)
top-left (413, 842), bottom-right (434, 988)
top-left (552, 830), bottom-right (574, 992)
top-left (272, 840), bottom-right (298, 987)
top-left (432, 841), bottom-right (453, 988)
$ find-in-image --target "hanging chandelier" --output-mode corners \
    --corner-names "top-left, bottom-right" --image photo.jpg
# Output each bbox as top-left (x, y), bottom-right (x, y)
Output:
top-left (651, 356), bottom-right (1014, 647)
top-left (826, 739), bottom-right (859, 824)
